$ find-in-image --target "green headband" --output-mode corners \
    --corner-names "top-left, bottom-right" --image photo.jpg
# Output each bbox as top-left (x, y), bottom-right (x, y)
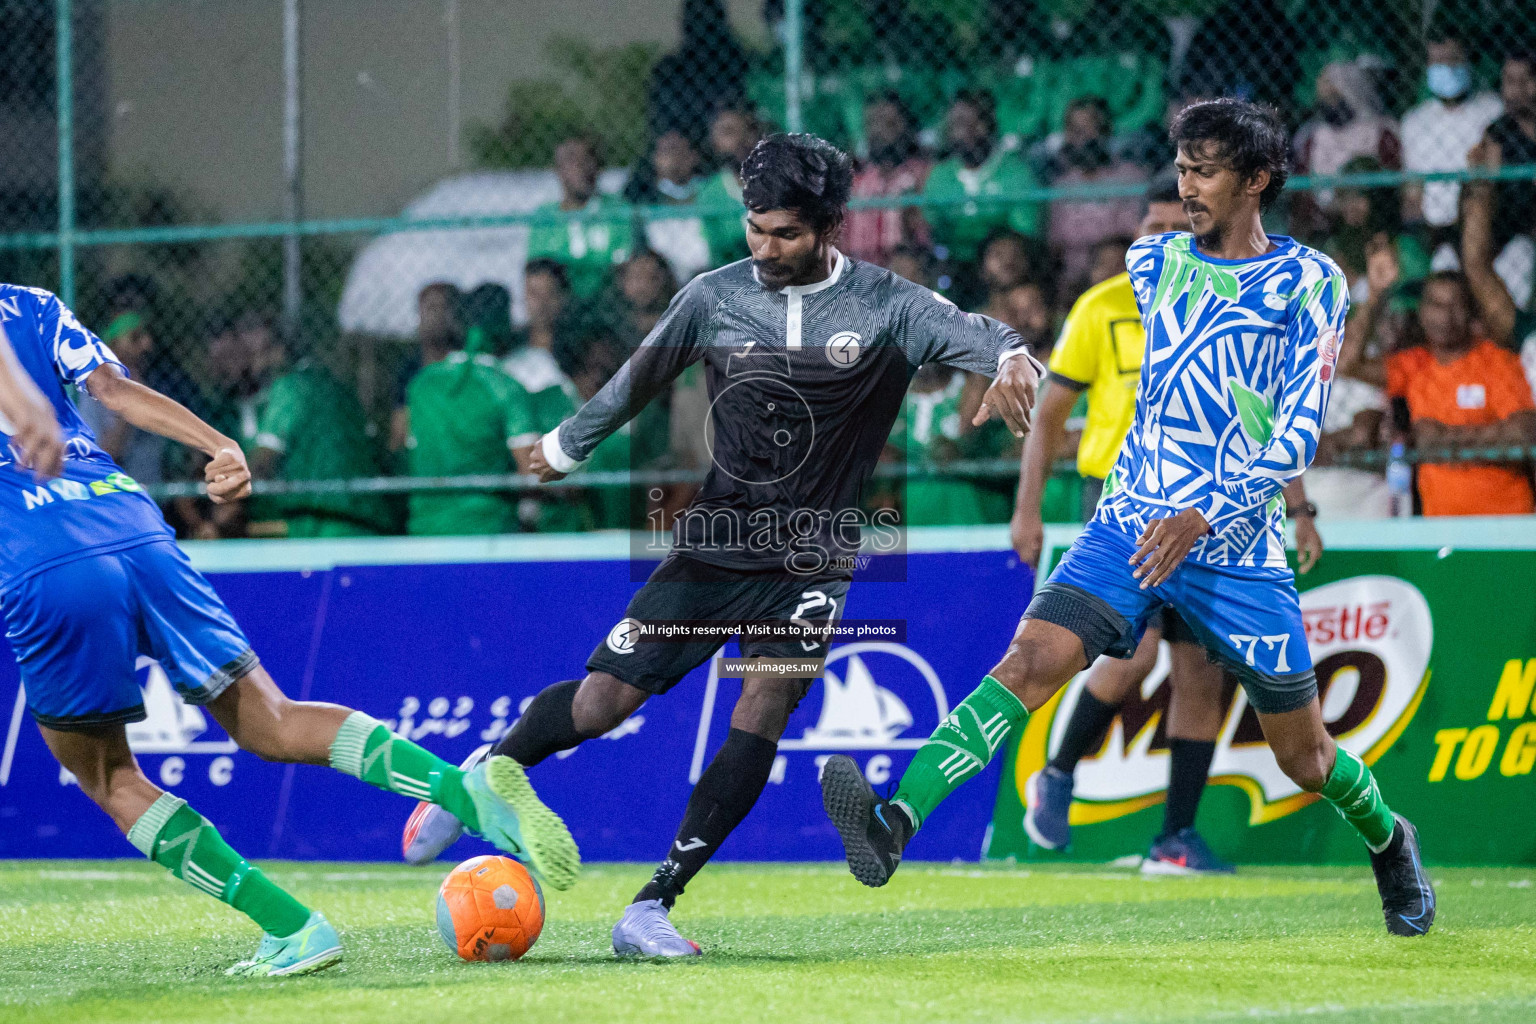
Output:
top-left (102, 310), bottom-right (145, 342)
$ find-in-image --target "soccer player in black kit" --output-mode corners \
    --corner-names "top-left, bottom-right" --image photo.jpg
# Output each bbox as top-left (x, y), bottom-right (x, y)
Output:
top-left (402, 133), bottom-right (1043, 955)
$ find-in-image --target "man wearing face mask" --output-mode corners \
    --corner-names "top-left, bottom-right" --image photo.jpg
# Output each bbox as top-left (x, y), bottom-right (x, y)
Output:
top-left (1294, 59), bottom-right (1401, 215)
top-left (1400, 26), bottom-right (1502, 231)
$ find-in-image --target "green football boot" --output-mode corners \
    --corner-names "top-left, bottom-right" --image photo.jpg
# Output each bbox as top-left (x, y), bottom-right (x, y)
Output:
top-left (466, 755), bottom-right (581, 891)
top-left (225, 911), bottom-right (343, 977)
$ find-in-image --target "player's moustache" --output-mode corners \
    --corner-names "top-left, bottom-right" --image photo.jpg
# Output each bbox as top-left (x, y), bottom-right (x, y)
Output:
top-left (1183, 201), bottom-right (1209, 216)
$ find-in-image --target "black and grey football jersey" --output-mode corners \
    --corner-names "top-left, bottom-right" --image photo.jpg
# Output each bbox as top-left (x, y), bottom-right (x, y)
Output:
top-left (553, 252), bottom-right (1039, 573)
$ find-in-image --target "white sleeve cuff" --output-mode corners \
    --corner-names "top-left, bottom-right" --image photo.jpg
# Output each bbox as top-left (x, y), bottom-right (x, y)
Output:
top-left (998, 345), bottom-right (1040, 374)
top-left (540, 424), bottom-right (584, 474)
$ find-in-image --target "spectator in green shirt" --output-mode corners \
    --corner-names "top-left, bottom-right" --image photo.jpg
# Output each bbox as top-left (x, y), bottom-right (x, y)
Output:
top-left (391, 282), bottom-right (463, 454)
top-left (463, 282), bottom-right (513, 357)
top-left (889, 364), bottom-right (1011, 526)
top-left (922, 90), bottom-right (1042, 265)
top-left (526, 136), bottom-right (635, 298)
top-left (405, 310), bottom-right (532, 536)
top-left (498, 261), bottom-right (584, 532)
top-left (248, 336), bottom-right (397, 538)
top-left (502, 260), bottom-right (580, 442)
top-left (695, 103), bottom-right (761, 267)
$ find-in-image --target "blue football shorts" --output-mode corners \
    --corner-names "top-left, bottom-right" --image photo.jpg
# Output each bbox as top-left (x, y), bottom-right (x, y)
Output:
top-left (3, 539), bottom-right (258, 730)
top-left (1026, 518), bottom-right (1316, 714)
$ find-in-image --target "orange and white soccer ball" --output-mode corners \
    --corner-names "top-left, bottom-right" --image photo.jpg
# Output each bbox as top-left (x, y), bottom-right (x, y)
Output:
top-left (436, 854), bottom-right (545, 961)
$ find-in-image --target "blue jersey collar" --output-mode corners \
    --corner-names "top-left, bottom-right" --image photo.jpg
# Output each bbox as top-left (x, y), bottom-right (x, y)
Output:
top-left (1186, 233), bottom-right (1296, 266)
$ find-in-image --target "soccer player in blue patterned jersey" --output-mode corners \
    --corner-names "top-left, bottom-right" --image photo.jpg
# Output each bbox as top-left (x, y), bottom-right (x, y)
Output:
top-left (822, 99), bottom-right (1437, 936)
top-left (0, 297), bottom-right (578, 977)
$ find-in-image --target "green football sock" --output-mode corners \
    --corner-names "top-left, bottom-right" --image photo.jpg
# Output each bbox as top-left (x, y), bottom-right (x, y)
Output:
top-left (127, 793), bottom-right (311, 938)
top-left (893, 675), bottom-right (1028, 830)
top-left (329, 711), bottom-right (481, 832)
top-left (1319, 746), bottom-right (1397, 852)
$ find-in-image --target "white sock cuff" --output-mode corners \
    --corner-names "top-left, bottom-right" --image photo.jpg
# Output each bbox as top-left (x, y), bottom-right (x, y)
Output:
top-left (126, 793), bottom-right (188, 856)
top-left (330, 711), bottom-right (385, 778)
top-left (1365, 827), bottom-right (1396, 855)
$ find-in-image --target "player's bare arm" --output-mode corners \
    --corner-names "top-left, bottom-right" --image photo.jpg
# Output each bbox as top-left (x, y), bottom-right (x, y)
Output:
top-left (83, 363), bottom-right (251, 503)
top-left (1010, 379), bottom-right (1077, 564)
top-left (0, 325), bottom-right (64, 479)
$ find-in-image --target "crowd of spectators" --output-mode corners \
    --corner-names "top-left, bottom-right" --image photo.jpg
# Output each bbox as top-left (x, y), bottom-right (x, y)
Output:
top-left (88, 15), bottom-right (1536, 537)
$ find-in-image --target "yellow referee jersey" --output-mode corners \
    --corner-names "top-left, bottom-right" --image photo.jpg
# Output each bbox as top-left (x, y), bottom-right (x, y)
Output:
top-left (1046, 271), bottom-right (1144, 480)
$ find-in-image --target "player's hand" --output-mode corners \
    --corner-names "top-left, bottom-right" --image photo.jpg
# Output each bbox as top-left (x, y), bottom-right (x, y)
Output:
top-left (975, 352), bottom-right (1039, 439)
top-left (528, 434), bottom-right (569, 483)
top-left (204, 445), bottom-right (251, 503)
top-left (4, 383), bottom-right (65, 480)
top-left (1010, 509), bottom-right (1044, 567)
top-left (1129, 507), bottom-right (1210, 589)
top-left (1293, 514), bottom-right (1322, 574)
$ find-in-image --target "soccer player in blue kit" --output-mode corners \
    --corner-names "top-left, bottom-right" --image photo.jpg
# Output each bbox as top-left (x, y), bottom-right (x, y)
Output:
top-left (821, 99), bottom-right (1437, 936)
top-left (0, 296), bottom-right (578, 976)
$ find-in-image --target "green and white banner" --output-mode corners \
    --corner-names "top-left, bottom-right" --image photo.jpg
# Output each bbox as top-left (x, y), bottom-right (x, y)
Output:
top-left (987, 519), bottom-right (1536, 865)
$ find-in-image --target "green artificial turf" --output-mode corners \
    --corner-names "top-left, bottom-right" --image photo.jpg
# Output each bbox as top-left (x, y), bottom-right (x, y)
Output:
top-left (1, 860), bottom-right (1532, 1024)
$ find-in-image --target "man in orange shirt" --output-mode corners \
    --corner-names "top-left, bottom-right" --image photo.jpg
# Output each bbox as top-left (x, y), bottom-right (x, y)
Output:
top-left (1385, 271), bottom-right (1536, 515)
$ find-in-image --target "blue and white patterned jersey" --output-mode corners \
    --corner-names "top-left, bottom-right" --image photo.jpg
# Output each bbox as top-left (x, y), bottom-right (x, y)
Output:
top-left (0, 285), bottom-right (171, 593)
top-left (1097, 232), bottom-right (1348, 569)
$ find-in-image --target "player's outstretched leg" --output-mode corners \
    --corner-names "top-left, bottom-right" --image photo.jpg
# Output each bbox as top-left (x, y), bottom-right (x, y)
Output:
top-left (401, 676), bottom-right (633, 867)
top-left (327, 709), bottom-right (580, 891)
top-left (401, 678), bottom-right (592, 864)
top-left (403, 743), bottom-right (491, 864)
top-left (37, 723), bottom-right (342, 977)
top-left (1263, 705), bottom-right (1435, 936)
top-left (824, 620), bottom-right (1082, 886)
top-left (211, 668), bottom-right (581, 889)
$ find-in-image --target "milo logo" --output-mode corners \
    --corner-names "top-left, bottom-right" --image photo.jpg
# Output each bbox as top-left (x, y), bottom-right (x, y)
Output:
top-left (1013, 576), bottom-right (1433, 826)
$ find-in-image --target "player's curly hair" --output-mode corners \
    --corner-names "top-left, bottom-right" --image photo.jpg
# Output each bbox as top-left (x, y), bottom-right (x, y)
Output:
top-left (1170, 98), bottom-right (1291, 211)
top-left (740, 133), bottom-right (853, 234)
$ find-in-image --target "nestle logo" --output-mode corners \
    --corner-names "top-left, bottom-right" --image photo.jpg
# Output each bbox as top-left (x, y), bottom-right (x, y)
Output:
top-left (1303, 601), bottom-right (1390, 645)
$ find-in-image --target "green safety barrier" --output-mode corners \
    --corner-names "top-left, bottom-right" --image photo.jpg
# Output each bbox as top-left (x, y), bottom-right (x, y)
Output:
top-left (8, 164), bottom-right (1536, 253)
top-left (142, 446), bottom-right (1536, 501)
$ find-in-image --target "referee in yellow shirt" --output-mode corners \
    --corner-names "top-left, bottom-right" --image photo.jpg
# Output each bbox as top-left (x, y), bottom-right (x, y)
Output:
top-left (1009, 172), bottom-right (1322, 872)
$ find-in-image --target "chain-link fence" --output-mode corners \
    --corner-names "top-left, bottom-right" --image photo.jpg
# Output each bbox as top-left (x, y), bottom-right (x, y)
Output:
top-left (9, 0), bottom-right (1536, 538)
